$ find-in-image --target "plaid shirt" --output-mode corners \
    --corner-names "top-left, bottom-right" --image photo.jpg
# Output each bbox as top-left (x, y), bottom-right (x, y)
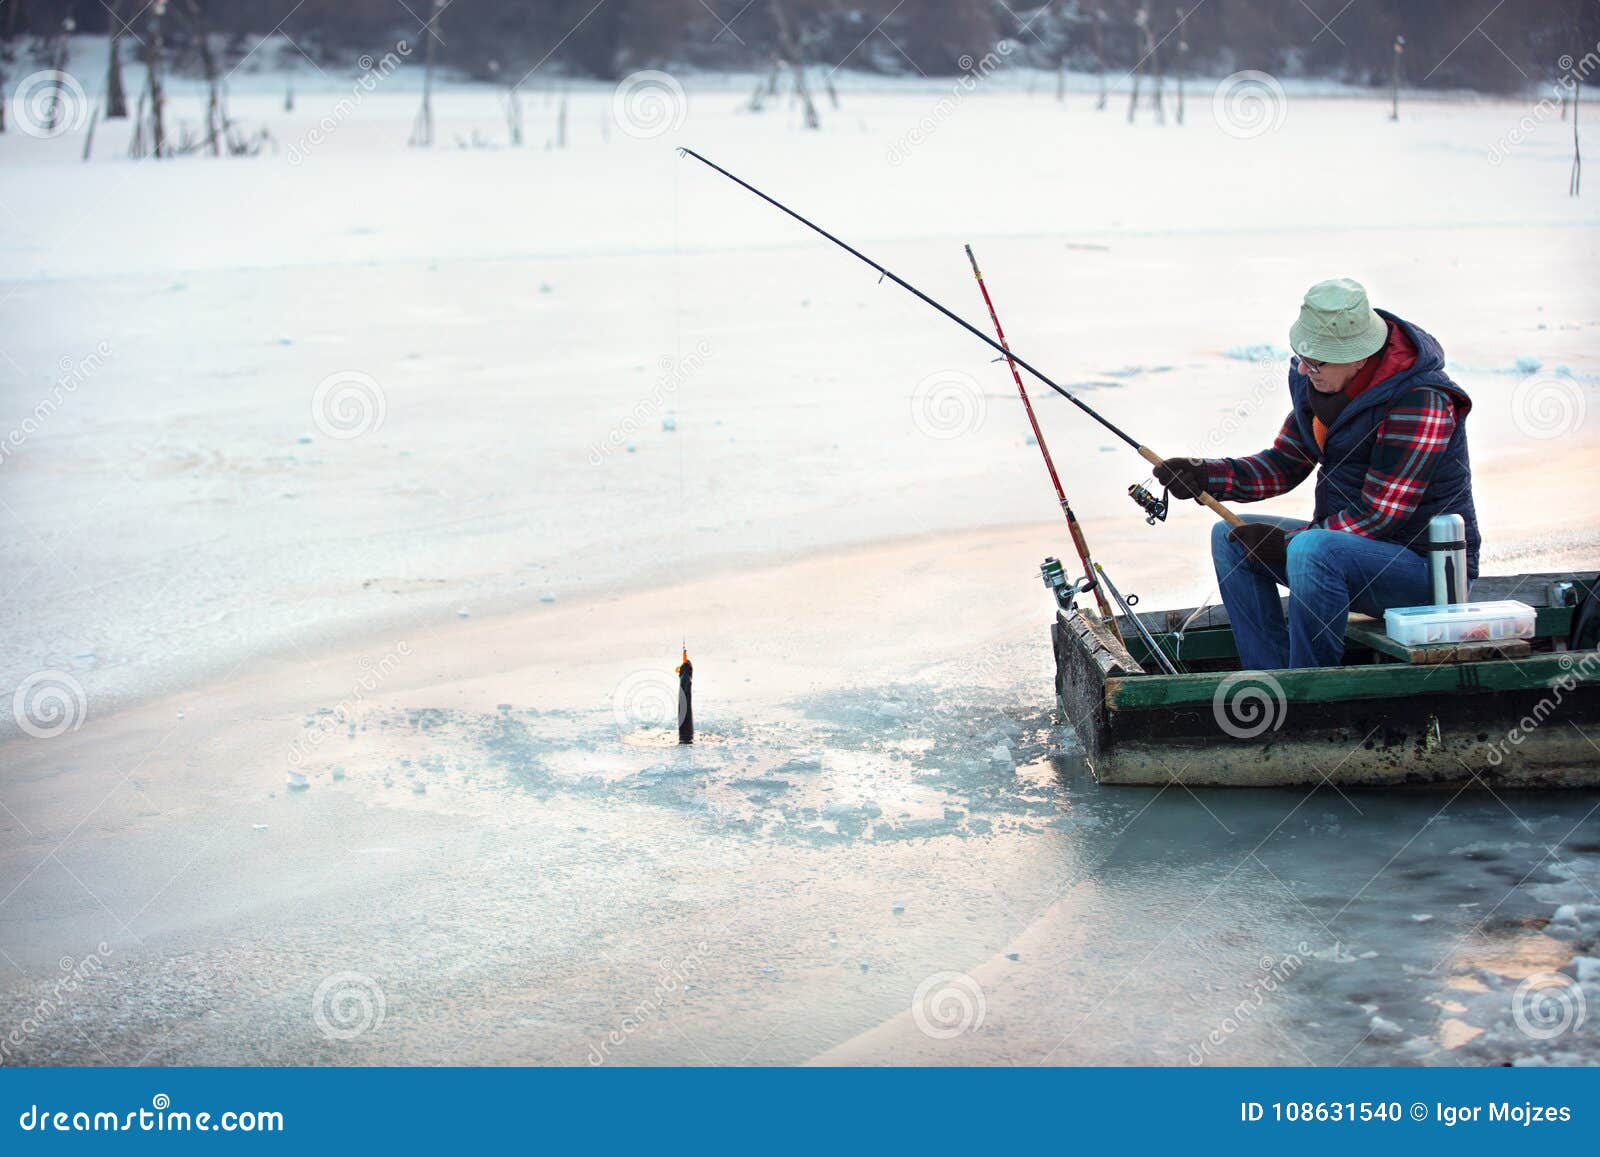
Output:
top-left (1204, 386), bottom-right (1459, 540)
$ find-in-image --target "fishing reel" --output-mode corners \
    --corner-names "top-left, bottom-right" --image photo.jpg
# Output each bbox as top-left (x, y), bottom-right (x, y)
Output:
top-left (1040, 557), bottom-right (1098, 612)
top-left (1128, 480), bottom-right (1169, 526)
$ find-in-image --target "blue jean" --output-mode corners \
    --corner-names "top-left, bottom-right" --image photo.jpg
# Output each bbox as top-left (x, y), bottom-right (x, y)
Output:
top-left (1209, 515), bottom-right (1435, 669)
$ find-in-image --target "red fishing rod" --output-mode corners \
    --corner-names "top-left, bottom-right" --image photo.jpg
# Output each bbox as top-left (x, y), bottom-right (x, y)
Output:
top-left (964, 244), bottom-right (1122, 641)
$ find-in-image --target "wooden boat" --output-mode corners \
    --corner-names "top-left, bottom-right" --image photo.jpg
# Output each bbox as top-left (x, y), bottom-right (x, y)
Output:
top-left (1051, 572), bottom-right (1600, 787)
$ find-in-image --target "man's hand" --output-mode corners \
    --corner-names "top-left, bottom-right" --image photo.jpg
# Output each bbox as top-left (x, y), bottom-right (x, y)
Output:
top-left (1227, 523), bottom-right (1288, 572)
top-left (1153, 457), bottom-right (1209, 500)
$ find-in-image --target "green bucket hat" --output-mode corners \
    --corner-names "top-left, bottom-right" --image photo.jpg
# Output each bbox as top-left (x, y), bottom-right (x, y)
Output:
top-left (1289, 278), bottom-right (1389, 363)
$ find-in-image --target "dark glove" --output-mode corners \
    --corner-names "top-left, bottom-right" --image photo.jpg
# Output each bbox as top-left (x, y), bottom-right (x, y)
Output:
top-left (1227, 523), bottom-right (1288, 573)
top-left (1153, 457), bottom-right (1210, 501)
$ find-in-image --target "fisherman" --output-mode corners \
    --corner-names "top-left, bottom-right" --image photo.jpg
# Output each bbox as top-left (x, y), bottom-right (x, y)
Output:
top-left (1155, 278), bottom-right (1480, 669)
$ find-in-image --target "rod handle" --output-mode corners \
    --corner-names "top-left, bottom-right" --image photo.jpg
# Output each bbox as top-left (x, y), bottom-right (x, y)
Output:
top-left (1135, 445), bottom-right (1245, 529)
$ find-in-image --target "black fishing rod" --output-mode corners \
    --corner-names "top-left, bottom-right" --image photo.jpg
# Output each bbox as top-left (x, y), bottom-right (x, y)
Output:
top-left (676, 146), bottom-right (1244, 530)
top-left (1093, 563), bottom-right (1180, 675)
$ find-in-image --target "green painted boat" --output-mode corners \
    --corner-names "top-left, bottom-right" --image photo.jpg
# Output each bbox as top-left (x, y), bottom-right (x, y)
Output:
top-left (1050, 572), bottom-right (1600, 787)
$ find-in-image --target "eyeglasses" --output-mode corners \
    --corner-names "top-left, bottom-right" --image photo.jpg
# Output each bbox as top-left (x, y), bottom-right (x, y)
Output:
top-left (1296, 354), bottom-right (1327, 373)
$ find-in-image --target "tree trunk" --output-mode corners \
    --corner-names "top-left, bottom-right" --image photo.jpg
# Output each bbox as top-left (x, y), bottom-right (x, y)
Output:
top-left (412, 0), bottom-right (443, 147)
top-left (1129, 8), bottom-right (1150, 124)
top-left (505, 84), bottom-right (522, 146)
top-left (82, 101), bottom-right (98, 159)
top-left (1173, 12), bottom-right (1186, 126)
top-left (1390, 37), bottom-right (1403, 121)
top-left (1093, 8), bottom-right (1108, 110)
top-left (0, 0), bottom-right (24, 134)
top-left (1149, 28), bottom-right (1164, 125)
top-left (182, 1), bottom-right (223, 156)
top-left (147, 5), bottom-right (168, 159)
top-left (769, 0), bottom-right (819, 130)
top-left (105, 3), bottom-right (128, 118)
top-left (1573, 77), bottom-right (1583, 197)
top-left (46, 25), bottom-right (69, 135)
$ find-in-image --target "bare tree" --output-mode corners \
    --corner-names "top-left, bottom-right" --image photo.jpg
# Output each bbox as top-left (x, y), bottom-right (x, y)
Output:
top-left (1573, 68), bottom-right (1583, 196)
top-left (769, 0), bottom-right (820, 130)
top-left (178, 0), bottom-right (226, 156)
top-left (105, 1), bottom-right (129, 119)
top-left (488, 60), bottom-right (523, 145)
top-left (145, 0), bottom-right (170, 159)
top-left (1574, 3), bottom-right (1587, 196)
top-left (1093, 7), bottom-right (1108, 110)
top-left (82, 98), bottom-right (98, 159)
top-left (45, 15), bottom-right (73, 135)
top-left (1127, 8), bottom-right (1145, 122)
top-left (1390, 35), bottom-right (1404, 121)
top-left (411, 0), bottom-right (446, 147)
top-left (1173, 8), bottom-right (1187, 125)
top-left (0, 0), bottom-right (23, 134)
top-left (747, 53), bottom-right (782, 112)
top-left (1124, 4), bottom-right (1168, 125)
top-left (1149, 12), bottom-right (1165, 124)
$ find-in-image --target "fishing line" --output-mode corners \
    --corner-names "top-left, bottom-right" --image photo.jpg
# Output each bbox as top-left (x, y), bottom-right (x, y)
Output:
top-left (671, 151), bottom-right (694, 743)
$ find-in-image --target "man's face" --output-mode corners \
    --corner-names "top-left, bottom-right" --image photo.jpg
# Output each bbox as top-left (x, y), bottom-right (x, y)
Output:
top-left (1297, 354), bottom-right (1367, 394)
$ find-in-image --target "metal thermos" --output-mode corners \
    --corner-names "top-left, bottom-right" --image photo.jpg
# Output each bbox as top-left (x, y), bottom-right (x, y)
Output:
top-left (1427, 514), bottom-right (1468, 606)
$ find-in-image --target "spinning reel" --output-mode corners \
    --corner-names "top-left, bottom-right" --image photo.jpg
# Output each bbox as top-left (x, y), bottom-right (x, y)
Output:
top-left (1040, 556), bottom-right (1124, 613)
top-left (1127, 480), bottom-right (1169, 525)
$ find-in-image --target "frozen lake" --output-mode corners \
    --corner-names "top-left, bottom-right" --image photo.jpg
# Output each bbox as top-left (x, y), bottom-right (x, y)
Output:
top-left (1, 63), bottom-right (1597, 1064)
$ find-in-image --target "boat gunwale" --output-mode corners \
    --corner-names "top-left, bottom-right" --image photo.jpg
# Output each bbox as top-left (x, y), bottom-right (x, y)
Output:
top-left (1102, 648), bottom-right (1599, 710)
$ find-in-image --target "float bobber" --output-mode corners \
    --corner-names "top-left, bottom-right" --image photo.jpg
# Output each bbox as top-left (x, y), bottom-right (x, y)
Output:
top-left (675, 648), bottom-right (693, 745)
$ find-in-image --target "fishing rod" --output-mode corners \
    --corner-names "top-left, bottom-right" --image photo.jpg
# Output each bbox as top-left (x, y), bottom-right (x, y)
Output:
top-left (964, 243), bottom-right (1122, 641)
top-left (676, 147), bottom-right (1244, 531)
top-left (1093, 563), bottom-right (1180, 676)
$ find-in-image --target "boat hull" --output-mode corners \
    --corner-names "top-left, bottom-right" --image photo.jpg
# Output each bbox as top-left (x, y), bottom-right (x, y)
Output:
top-left (1051, 574), bottom-right (1600, 788)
